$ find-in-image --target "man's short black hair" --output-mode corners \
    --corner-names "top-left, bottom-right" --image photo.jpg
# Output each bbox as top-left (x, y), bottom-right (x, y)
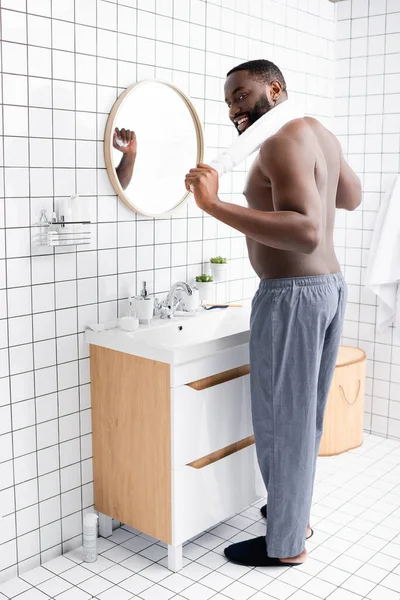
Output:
top-left (226, 59), bottom-right (287, 93)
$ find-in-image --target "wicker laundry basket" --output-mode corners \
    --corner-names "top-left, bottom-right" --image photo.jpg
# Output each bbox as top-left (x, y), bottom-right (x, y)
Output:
top-left (319, 346), bottom-right (367, 457)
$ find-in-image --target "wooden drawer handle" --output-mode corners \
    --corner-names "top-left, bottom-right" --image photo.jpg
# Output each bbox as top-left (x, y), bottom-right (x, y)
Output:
top-left (187, 435), bottom-right (255, 469)
top-left (186, 365), bottom-right (250, 391)
top-left (339, 380), bottom-right (361, 406)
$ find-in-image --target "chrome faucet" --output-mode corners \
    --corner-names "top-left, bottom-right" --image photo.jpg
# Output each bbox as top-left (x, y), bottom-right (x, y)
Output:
top-left (155, 281), bottom-right (194, 319)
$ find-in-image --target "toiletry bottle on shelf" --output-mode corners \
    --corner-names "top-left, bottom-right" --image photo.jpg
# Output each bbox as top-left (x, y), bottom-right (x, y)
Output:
top-left (47, 211), bottom-right (59, 246)
top-left (38, 209), bottom-right (49, 246)
top-left (70, 194), bottom-right (82, 234)
top-left (61, 197), bottom-right (72, 234)
top-left (83, 513), bottom-right (99, 563)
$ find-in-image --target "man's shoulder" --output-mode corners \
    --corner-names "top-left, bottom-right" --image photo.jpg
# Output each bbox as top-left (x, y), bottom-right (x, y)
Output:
top-left (258, 117), bottom-right (323, 176)
top-left (260, 116), bottom-right (329, 155)
top-left (259, 121), bottom-right (306, 157)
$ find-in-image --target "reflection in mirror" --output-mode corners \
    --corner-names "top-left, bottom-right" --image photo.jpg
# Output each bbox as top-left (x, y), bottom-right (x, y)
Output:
top-left (104, 80), bottom-right (204, 217)
top-left (113, 127), bottom-right (137, 190)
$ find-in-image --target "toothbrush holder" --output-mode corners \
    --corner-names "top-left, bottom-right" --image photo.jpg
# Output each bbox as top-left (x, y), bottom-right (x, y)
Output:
top-left (134, 297), bottom-right (154, 324)
top-left (184, 288), bottom-right (199, 311)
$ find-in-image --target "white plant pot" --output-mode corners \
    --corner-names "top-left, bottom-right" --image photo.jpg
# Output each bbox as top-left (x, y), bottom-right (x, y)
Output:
top-left (210, 263), bottom-right (228, 283)
top-left (195, 282), bottom-right (214, 304)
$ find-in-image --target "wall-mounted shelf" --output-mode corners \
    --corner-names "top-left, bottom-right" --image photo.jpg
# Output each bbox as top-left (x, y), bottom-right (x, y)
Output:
top-left (32, 209), bottom-right (92, 247)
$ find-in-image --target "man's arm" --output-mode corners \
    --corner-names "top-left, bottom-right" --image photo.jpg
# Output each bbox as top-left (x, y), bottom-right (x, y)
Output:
top-left (113, 128), bottom-right (137, 190)
top-left (116, 153), bottom-right (136, 190)
top-left (336, 145), bottom-right (362, 211)
top-left (186, 135), bottom-right (322, 254)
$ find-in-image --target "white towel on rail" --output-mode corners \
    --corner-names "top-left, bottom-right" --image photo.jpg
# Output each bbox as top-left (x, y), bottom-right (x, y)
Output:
top-left (365, 174), bottom-right (400, 340)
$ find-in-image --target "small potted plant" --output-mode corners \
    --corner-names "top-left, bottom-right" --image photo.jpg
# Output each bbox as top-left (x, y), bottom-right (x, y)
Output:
top-left (210, 256), bottom-right (228, 282)
top-left (195, 274), bottom-right (214, 304)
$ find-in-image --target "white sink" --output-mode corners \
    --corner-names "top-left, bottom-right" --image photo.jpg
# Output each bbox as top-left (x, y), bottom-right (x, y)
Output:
top-left (85, 307), bottom-right (251, 364)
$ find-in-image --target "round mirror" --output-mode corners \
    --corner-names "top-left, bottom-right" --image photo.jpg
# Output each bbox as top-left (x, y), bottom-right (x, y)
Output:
top-left (104, 80), bottom-right (204, 217)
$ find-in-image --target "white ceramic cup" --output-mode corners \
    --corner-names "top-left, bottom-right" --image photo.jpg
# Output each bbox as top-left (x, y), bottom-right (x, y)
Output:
top-left (185, 288), bottom-right (199, 311)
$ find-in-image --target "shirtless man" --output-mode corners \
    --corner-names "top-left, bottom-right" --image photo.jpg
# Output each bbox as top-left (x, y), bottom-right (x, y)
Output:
top-left (113, 127), bottom-right (137, 189)
top-left (185, 59), bottom-right (361, 568)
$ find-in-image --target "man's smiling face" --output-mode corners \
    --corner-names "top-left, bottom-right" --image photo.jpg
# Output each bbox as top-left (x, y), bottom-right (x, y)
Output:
top-left (224, 69), bottom-right (274, 135)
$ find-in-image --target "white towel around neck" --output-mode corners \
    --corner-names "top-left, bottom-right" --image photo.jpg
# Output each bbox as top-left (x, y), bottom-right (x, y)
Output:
top-left (365, 174), bottom-right (400, 340)
top-left (209, 97), bottom-right (304, 177)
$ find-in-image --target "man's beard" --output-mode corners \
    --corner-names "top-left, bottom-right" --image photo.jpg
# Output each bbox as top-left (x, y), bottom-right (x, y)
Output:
top-left (237, 94), bottom-right (273, 135)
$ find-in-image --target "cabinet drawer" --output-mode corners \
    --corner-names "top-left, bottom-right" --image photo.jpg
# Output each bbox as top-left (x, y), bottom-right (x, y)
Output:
top-left (171, 368), bottom-right (252, 468)
top-left (172, 442), bottom-right (265, 545)
top-left (171, 344), bottom-right (250, 387)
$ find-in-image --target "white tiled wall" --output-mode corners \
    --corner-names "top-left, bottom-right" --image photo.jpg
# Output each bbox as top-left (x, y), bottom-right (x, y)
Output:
top-left (335, 0), bottom-right (400, 441)
top-left (0, 0), bottom-right (336, 581)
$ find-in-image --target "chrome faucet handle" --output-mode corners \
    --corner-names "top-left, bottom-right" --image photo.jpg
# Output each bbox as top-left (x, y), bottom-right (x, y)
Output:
top-left (160, 305), bottom-right (172, 319)
top-left (154, 297), bottom-right (164, 315)
top-left (154, 296), bottom-right (174, 319)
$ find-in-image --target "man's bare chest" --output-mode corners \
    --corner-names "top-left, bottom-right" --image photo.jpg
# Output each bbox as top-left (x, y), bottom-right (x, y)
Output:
top-left (243, 159), bottom-right (274, 212)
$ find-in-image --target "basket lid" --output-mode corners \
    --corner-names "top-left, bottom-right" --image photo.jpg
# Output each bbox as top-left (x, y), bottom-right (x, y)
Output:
top-left (336, 345), bottom-right (366, 367)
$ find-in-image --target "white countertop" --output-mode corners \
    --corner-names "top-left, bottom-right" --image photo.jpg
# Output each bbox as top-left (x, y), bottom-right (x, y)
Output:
top-left (85, 307), bottom-right (251, 365)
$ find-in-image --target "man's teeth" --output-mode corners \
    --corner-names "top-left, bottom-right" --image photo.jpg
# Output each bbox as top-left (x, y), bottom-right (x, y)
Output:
top-left (237, 117), bottom-right (247, 125)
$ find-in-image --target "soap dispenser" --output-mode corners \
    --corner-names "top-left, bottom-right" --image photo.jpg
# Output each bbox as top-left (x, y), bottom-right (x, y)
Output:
top-left (135, 281), bottom-right (154, 324)
top-left (140, 281), bottom-right (148, 298)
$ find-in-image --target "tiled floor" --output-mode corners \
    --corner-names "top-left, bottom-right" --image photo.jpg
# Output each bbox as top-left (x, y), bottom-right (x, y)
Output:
top-left (1, 433), bottom-right (400, 600)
